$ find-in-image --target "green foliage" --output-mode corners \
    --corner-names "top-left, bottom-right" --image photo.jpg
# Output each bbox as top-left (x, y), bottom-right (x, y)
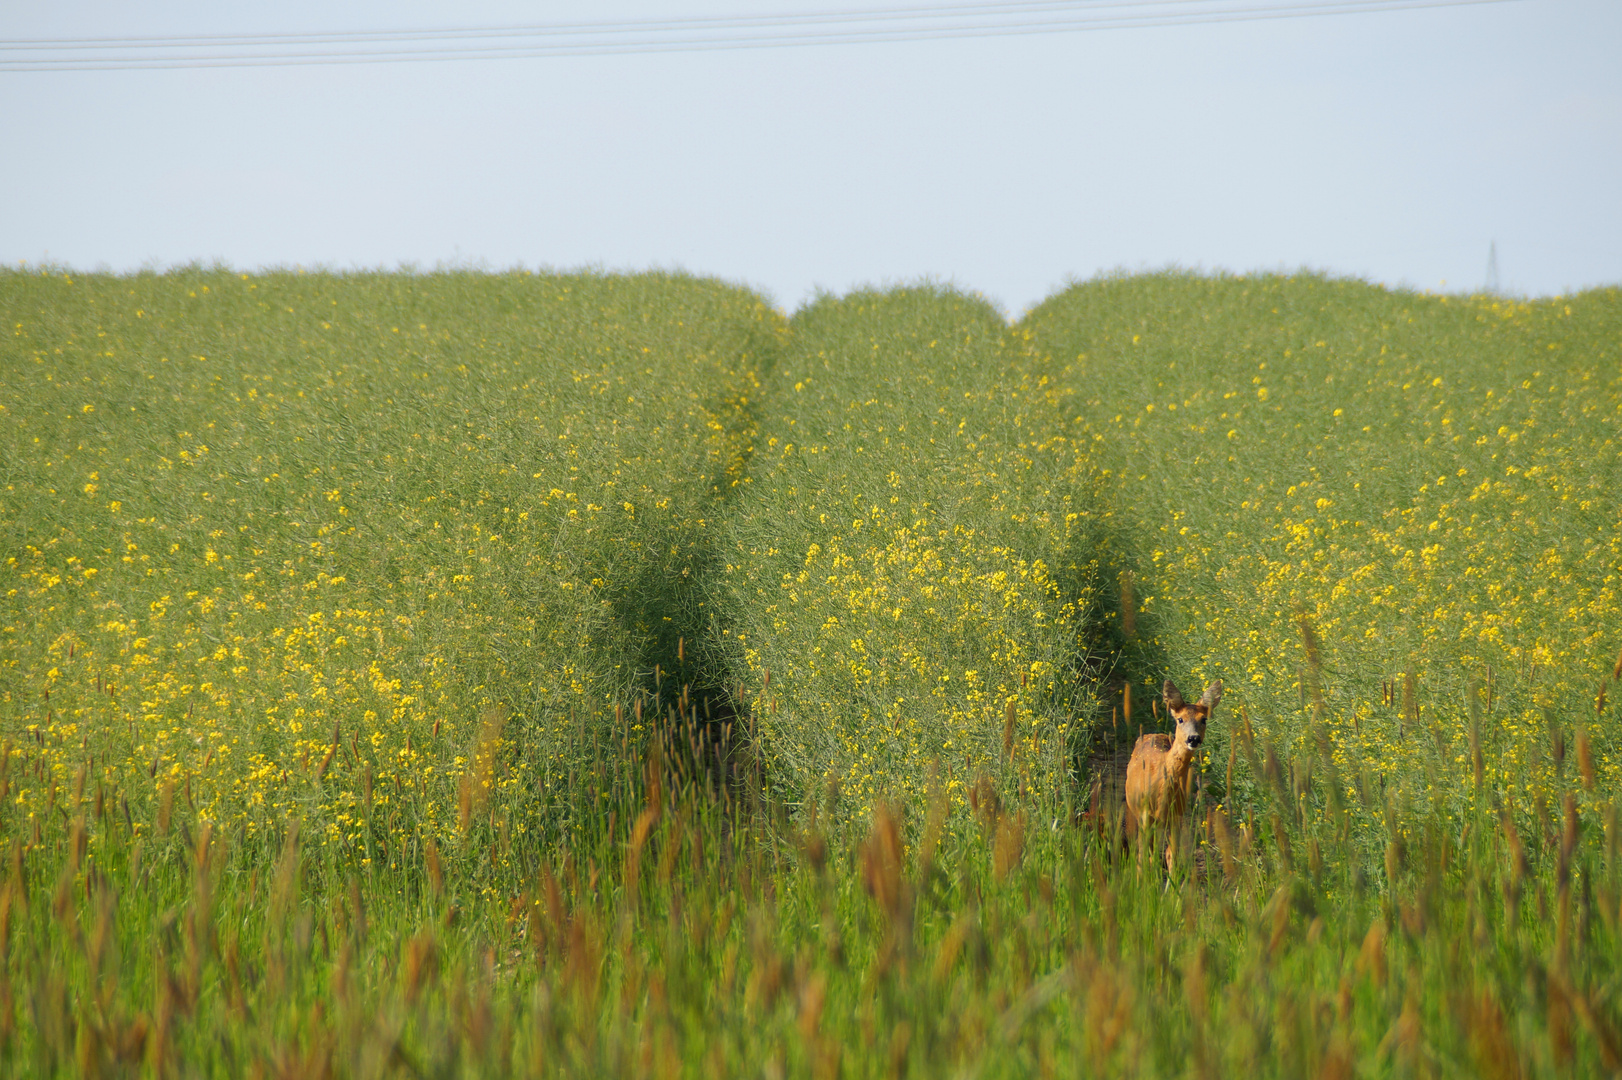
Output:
top-left (4, 766), bottom-right (1621, 1078)
top-left (1022, 272), bottom-right (1622, 842)
top-left (1, 266), bottom-right (781, 855)
top-left (4, 268), bottom-right (1622, 1077)
top-left (711, 285), bottom-right (1101, 810)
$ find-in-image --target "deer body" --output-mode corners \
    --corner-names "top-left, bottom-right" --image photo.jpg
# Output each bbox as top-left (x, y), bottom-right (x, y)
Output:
top-left (1125, 679), bottom-right (1222, 871)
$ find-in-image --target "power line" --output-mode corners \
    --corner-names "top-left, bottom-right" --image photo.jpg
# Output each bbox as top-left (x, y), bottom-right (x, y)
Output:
top-left (0, 0), bottom-right (1477, 48)
top-left (1, 0), bottom-right (1523, 72)
top-left (3, 0), bottom-right (1278, 48)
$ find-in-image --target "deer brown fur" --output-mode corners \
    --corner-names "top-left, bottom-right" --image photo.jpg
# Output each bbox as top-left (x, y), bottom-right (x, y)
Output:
top-left (1125, 678), bottom-right (1222, 871)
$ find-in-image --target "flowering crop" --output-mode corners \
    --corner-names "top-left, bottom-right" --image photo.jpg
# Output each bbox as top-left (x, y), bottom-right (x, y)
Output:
top-left (712, 287), bottom-right (1102, 810)
top-left (1022, 272), bottom-right (1622, 839)
top-left (4, 270), bottom-right (1621, 1078)
top-left (1, 267), bottom-right (780, 870)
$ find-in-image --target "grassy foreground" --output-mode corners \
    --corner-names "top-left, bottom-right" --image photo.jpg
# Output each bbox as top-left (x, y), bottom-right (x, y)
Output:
top-left (3, 741), bottom-right (1620, 1078)
top-left (3, 268), bottom-right (1621, 1077)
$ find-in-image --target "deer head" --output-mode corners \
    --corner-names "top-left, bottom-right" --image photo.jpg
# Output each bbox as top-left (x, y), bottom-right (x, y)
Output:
top-left (1162, 678), bottom-right (1222, 754)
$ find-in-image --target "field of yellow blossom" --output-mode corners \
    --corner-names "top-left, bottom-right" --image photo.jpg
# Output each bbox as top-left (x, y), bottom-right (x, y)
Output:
top-left (1021, 272), bottom-right (1622, 849)
top-left (2, 268), bottom-right (1620, 1078)
top-left (2, 266), bottom-right (780, 872)
top-left (710, 286), bottom-right (1103, 811)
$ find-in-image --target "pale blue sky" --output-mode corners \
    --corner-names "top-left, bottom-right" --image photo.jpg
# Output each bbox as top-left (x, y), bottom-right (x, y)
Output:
top-left (3, 1), bottom-right (1618, 314)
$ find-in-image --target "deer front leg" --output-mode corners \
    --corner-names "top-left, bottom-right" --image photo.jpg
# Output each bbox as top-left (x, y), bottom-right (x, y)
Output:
top-left (1163, 759), bottom-right (1197, 874)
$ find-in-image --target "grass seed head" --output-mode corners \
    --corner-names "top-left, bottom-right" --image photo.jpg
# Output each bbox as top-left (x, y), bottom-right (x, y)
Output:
top-left (992, 812), bottom-right (1025, 883)
top-left (624, 807), bottom-right (659, 900)
top-left (156, 779), bottom-right (175, 835)
top-left (457, 774), bottom-right (473, 835)
top-left (403, 929), bottom-right (439, 1005)
top-left (1548, 970), bottom-right (1576, 1067)
top-left (425, 837), bottom-right (443, 898)
top-left (1356, 919), bottom-right (1387, 987)
top-left (1578, 728), bottom-right (1596, 793)
top-left (860, 802), bottom-right (910, 933)
top-left (1560, 793), bottom-right (1580, 885)
top-left (796, 970), bottom-right (827, 1043)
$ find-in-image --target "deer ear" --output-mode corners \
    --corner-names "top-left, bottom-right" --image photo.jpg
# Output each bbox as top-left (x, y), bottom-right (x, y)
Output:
top-left (1163, 680), bottom-right (1186, 710)
top-left (1200, 681), bottom-right (1224, 710)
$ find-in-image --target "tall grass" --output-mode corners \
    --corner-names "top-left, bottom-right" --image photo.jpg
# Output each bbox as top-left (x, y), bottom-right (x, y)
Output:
top-left (5, 743), bottom-right (1620, 1076)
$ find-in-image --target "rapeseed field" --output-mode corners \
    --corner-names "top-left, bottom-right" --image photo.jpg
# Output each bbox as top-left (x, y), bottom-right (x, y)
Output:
top-left (712, 286), bottom-right (1102, 811)
top-left (1022, 273), bottom-right (1621, 846)
top-left (3, 267), bottom-right (779, 880)
top-left (2, 267), bottom-right (1619, 1078)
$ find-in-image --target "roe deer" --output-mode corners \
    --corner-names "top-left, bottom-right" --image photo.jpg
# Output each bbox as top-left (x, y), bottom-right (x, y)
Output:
top-left (1125, 678), bottom-right (1222, 871)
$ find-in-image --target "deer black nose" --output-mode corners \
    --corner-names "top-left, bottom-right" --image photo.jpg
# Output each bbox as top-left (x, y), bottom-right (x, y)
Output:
top-left (1186, 734), bottom-right (1203, 749)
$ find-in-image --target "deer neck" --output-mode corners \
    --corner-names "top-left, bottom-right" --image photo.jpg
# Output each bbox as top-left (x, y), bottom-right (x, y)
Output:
top-left (1162, 740), bottom-right (1195, 778)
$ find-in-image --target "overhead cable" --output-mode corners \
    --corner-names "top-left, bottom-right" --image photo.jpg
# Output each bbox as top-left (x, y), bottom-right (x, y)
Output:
top-left (1, 0), bottom-right (1523, 72)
